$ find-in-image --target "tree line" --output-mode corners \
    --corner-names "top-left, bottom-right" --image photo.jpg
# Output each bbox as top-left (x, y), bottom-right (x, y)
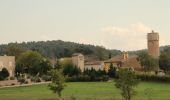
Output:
top-left (0, 40), bottom-right (121, 60)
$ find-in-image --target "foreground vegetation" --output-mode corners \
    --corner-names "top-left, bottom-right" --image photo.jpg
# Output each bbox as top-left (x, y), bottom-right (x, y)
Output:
top-left (0, 82), bottom-right (170, 100)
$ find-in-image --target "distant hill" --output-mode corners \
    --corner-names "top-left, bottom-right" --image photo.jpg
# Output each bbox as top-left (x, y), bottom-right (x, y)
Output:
top-left (0, 40), bottom-right (121, 60)
top-left (0, 40), bottom-right (168, 60)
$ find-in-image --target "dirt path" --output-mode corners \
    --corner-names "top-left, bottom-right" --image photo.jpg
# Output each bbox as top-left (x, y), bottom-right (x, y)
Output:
top-left (0, 81), bottom-right (51, 89)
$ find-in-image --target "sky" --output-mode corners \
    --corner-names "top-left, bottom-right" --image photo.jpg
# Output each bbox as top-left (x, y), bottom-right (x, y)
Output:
top-left (0, 0), bottom-right (170, 51)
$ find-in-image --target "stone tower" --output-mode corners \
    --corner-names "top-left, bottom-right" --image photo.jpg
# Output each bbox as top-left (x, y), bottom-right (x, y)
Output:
top-left (147, 31), bottom-right (160, 58)
top-left (72, 53), bottom-right (84, 72)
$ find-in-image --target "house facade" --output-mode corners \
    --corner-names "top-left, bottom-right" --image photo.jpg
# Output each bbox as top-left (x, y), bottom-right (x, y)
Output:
top-left (104, 52), bottom-right (142, 72)
top-left (84, 61), bottom-right (104, 71)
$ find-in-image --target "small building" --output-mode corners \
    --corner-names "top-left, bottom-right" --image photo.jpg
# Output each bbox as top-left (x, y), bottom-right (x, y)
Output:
top-left (85, 61), bottom-right (104, 71)
top-left (0, 55), bottom-right (15, 77)
top-left (72, 53), bottom-right (84, 72)
top-left (104, 52), bottom-right (142, 72)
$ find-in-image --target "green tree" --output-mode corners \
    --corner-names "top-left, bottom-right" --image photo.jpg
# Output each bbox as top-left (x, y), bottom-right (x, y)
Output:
top-left (5, 44), bottom-right (25, 59)
top-left (108, 63), bottom-right (116, 78)
top-left (109, 52), bottom-right (112, 59)
top-left (39, 59), bottom-right (52, 76)
top-left (0, 40), bottom-right (119, 60)
top-left (159, 51), bottom-right (170, 72)
top-left (57, 58), bottom-right (81, 76)
top-left (115, 68), bottom-right (139, 100)
top-left (139, 52), bottom-right (159, 72)
top-left (54, 59), bottom-right (62, 70)
top-left (49, 69), bottom-right (66, 99)
top-left (16, 50), bottom-right (51, 76)
top-left (72, 66), bottom-right (81, 76)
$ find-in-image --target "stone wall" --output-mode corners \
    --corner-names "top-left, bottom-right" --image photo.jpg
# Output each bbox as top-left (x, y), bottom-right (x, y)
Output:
top-left (0, 80), bottom-right (19, 87)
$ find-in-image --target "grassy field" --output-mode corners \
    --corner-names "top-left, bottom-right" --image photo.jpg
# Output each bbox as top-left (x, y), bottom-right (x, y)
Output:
top-left (0, 81), bottom-right (170, 100)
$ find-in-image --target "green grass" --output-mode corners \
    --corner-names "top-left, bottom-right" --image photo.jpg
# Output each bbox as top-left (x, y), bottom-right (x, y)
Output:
top-left (0, 81), bottom-right (170, 100)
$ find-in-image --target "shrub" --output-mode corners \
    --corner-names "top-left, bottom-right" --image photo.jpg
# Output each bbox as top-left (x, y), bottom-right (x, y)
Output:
top-left (136, 74), bottom-right (170, 83)
top-left (66, 75), bottom-right (109, 82)
top-left (31, 76), bottom-right (41, 82)
top-left (102, 75), bottom-right (109, 81)
top-left (10, 77), bottom-right (15, 80)
top-left (165, 71), bottom-right (170, 75)
top-left (24, 81), bottom-right (29, 84)
top-left (66, 75), bottom-right (90, 82)
top-left (18, 77), bottom-right (26, 84)
top-left (41, 75), bottom-right (51, 81)
top-left (26, 74), bottom-right (31, 79)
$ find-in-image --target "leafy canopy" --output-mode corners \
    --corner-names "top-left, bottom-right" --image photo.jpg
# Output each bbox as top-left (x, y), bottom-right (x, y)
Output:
top-left (115, 68), bottom-right (139, 100)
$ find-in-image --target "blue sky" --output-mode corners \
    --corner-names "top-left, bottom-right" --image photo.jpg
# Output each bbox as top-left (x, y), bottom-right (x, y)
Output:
top-left (0, 0), bottom-right (170, 50)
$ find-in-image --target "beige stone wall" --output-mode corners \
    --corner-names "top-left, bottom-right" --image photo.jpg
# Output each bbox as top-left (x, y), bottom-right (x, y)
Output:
top-left (0, 56), bottom-right (15, 77)
top-left (85, 63), bottom-right (104, 71)
top-left (0, 80), bottom-right (18, 86)
top-left (72, 54), bottom-right (84, 72)
top-left (0, 80), bottom-right (19, 86)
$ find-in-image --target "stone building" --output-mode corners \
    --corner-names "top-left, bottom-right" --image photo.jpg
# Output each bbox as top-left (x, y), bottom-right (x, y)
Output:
top-left (0, 55), bottom-right (15, 77)
top-left (104, 52), bottom-right (142, 72)
top-left (72, 53), bottom-right (85, 72)
top-left (84, 61), bottom-right (104, 71)
top-left (147, 31), bottom-right (160, 58)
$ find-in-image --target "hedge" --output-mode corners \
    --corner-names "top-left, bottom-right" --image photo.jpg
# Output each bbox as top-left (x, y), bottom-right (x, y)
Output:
top-left (136, 74), bottom-right (170, 83)
top-left (65, 75), bottom-right (109, 82)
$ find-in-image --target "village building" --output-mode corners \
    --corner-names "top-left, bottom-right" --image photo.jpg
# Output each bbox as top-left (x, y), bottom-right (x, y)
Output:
top-left (84, 61), bottom-right (104, 71)
top-left (104, 52), bottom-right (142, 72)
top-left (72, 53), bottom-right (85, 72)
top-left (0, 55), bottom-right (15, 77)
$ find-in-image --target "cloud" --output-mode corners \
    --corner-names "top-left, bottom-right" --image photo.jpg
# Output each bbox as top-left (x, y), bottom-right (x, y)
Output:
top-left (130, 23), bottom-right (152, 33)
top-left (101, 23), bottom-right (152, 50)
top-left (102, 23), bottom-right (151, 36)
top-left (101, 26), bottom-right (130, 36)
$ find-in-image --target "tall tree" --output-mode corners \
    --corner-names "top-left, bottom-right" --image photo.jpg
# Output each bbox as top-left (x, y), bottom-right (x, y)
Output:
top-left (5, 44), bottom-right (25, 59)
top-left (115, 69), bottom-right (139, 100)
top-left (159, 51), bottom-right (170, 72)
top-left (108, 63), bottom-right (116, 78)
top-left (16, 50), bottom-right (51, 76)
top-left (139, 51), bottom-right (159, 72)
top-left (49, 69), bottom-right (66, 99)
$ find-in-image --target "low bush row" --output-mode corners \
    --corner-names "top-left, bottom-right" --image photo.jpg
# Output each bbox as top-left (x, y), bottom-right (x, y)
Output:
top-left (65, 75), bottom-right (109, 82)
top-left (136, 74), bottom-right (170, 83)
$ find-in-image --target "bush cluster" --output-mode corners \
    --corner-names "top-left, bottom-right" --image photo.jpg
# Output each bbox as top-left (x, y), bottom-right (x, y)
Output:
top-left (137, 74), bottom-right (170, 82)
top-left (65, 75), bottom-right (109, 82)
top-left (31, 76), bottom-right (41, 82)
top-left (41, 75), bottom-right (51, 82)
top-left (17, 77), bottom-right (26, 84)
